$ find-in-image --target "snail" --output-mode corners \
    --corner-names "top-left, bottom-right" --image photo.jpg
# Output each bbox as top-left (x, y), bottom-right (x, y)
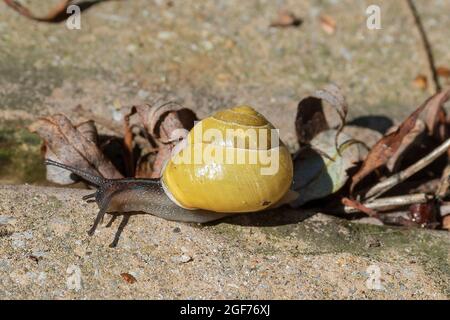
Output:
top-left (45, 106), bottom-right (294, 237)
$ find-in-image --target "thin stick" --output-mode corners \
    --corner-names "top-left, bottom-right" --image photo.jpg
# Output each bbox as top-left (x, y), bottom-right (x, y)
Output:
top-left (377, 205), bottom-right (450, 218)
top-left (343, 193), bottom-right (431, 214)
top-left (365, 137), bottom-right (450, 199)
top-left (404, 0), bottom-right (441, 94)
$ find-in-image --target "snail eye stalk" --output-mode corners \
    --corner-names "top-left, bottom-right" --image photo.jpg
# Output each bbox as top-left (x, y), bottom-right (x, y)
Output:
top-left (44, 159), bottom-right (106, 186)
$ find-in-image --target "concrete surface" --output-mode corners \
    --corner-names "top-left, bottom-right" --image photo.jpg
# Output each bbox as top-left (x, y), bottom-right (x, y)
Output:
top-left (0, 185), bottom-right (449, 299)
top-left (0, 0), bottom-right (449, 299)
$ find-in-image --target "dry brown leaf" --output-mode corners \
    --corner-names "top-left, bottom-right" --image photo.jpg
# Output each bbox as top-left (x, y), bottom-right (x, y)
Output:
top-left (421, 87), bottom-right (450, 138)
top-left (45, 120), bottom-right (100, 184)
top-left (120, 273), bottom-right (137, 284)
top-left (29, 114), bottom-right (123, 183)
top-left (135, 146), bottom-right (172, 179)
top-left (351, 89), bottom-right (450, 194)
top-left (295, 84), bottom-right (348, 147)
top-left (350, 96), bottom-right (432, 193)
top-left (134, 152), bottom-right (157, 178)
top-left (413, 74), bottom-right (428, 90)
top-left (437, 66), bottom-right (450, 79)
top-left (122, 104), bottom-right (153, 138)
top-left (122, 103), bottom-right (197, 178)
top-left (122, 103), bottom-right (197, 146)
top-left (386, 119), bottom-right (426, 172)
top-left (77, 120), bottom-right (98, 144)
top-left (30, 101), bottom-right (200, 183)
top-left (147, 102), bottom-right (197, 144)
top-left (320, 15), bottom-right (336, 34)
top-left (270, 10), bottom-right (302, 28)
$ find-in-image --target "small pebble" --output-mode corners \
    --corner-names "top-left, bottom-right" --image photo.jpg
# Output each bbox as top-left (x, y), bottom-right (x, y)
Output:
top-left (171, 254), bottom-right (193, 264)
top-left (158, 31), bottom-right (175, 40)
top-left (137, 89), bottom-right (150, 100)
top-left (126, 44), bottom-right (137, 53)
top-left (0, 216), bottom-right (16, 225)
top-left (202, 40), bottom-right (214, 51)
top-left (112, 109), bottom-right (123, 122)
top-left (172, 227), bottom-right (181, 233)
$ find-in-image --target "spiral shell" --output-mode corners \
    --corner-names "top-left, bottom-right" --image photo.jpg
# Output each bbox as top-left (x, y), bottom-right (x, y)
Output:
top-left (161, 106), bottom-right (293, 213)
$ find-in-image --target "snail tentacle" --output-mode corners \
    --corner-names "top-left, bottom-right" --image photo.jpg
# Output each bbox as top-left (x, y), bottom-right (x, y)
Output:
top-left (44, 159), bottom-right (106, 186)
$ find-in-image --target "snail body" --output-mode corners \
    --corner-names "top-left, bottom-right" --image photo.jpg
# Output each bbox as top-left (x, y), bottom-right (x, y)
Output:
top-left (45, 106), bottom-right (294, 238)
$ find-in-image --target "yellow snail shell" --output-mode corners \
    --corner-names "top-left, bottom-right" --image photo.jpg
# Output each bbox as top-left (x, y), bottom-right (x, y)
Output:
top-left (161, 105), bottom-right (294, 213)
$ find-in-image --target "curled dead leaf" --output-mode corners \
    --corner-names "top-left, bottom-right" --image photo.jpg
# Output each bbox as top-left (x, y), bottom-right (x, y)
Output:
top-left (134, 151), bottom-right (157, 178)
top-left (421, 87), bottom-right (450, 138)
top-left (29, 114), bottom-right (123, 184)
top-left (295, 83), bottom-right (348, 147)
top-left (76, 120), bottom-right (98, 144)
top-left (135, 145), bottom-right (172, 178)
top-left (147, 102), bottom-right (197, 144)
top-left (44, 120), bottom-right (100, 184)
top-left (121, 102), bottom-right (197, 178)
top-left (291, 130), bottom-right (367, 207)
top-left (386, 119), bottom-right (426, 172)
top-left (121, 102), bottom-right (197, 146)
top-left (122, 104), bottom-right (153, 138)
top-left (342, 125), bottom-right (382, 149)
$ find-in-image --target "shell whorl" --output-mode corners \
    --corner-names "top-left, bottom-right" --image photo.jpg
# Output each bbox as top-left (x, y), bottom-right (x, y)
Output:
top-left (187, 105), bottom-right (277, 150)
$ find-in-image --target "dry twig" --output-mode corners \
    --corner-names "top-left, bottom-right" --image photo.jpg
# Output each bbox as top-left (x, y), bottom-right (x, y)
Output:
top-left (365, 137), bottom-right (450, 199)
top-left (342, 193), bottom-right (431, 214)
top-left (404, 0), bottom-right (441, 93)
